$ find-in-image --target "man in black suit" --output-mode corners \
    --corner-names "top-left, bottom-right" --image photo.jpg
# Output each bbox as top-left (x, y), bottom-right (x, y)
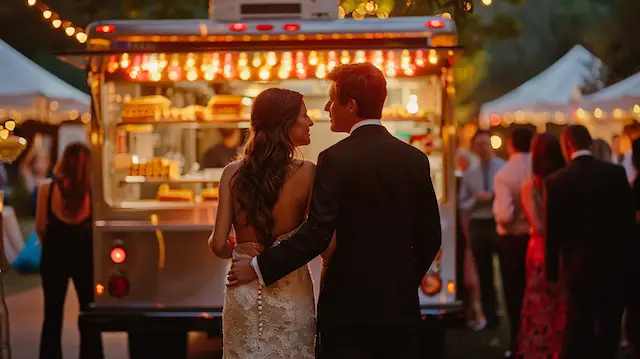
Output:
top-left (545, 124), bottom-right (635, 359)
top-left (227, 63), bottom-right (442, 358)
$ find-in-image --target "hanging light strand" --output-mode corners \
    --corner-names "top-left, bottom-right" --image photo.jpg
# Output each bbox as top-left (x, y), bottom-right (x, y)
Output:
top-left (26, 0), bottom-right (88, 43)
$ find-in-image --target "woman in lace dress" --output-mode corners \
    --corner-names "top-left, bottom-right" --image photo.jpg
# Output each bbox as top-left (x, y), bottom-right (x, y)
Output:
top-left (208, 88), bottom-right (321, 358)
top-left (517, 133), bottom-right (568, 359)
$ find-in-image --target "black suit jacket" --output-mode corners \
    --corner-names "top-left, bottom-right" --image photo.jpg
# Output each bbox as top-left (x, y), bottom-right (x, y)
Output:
top-left (545, 155), bottom-right (635, 287)
top-left (256, 125), bottom-right (442, 327)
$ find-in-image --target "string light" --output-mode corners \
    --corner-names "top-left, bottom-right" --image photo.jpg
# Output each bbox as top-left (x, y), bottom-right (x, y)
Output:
top-left (105, 49), bottom-right (445, 82)
top-left (25, 0), bottom-right (88, 43)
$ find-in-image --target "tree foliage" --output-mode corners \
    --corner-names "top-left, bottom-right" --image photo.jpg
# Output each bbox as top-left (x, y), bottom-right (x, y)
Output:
top-left (600, 0), bottom-right (640, 85)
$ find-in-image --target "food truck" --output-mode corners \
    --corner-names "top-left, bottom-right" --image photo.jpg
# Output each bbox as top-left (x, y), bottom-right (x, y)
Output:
top-left (60, 2), bottom-right (463, 357)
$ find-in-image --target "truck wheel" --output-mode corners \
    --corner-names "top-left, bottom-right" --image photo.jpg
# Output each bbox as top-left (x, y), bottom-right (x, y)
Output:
top-left (128, 331), bottom-right (188, 359)
top-left (420, 324), bottom-right (445, 359)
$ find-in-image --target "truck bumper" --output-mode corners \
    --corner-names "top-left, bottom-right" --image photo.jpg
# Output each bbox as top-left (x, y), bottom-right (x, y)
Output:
top-left (420, 301), bottom-right (465, 329)
top-left (79, 307), bottom-right (223, 334)
top-left (80, 302), bottom-right (464, 333)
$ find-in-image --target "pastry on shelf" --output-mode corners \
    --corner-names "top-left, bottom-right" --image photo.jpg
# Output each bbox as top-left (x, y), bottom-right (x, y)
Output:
top-left (201, 187), bottom-right (219, 201)
top-left (121, 96), bottom-right (172, 122)
top-left (127, 157), bottom-right (180, 180)
top-left (179, 105), bottom-right (208, 122)
top-left (207, 95), bottom-right (245, 118)
top-left (156, 184), bottom-right (194, 202)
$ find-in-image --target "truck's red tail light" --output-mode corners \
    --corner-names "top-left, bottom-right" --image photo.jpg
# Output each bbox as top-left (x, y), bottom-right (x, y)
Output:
top-left (110, 247), bottom-right (127, 264)
top-left (108, 275), bottom-right (130, 298)
top-left (96, 25), bottom-right (116, 33)
top-left (229, 23), bottom-right (248, 31)
top-left (95, 283), bottom-right (105, 296)
top-left (256, 24), bottom-right (273, 31)
top-left (425, 20), bottom-right (445, 29)
top-left (283, 23), bottom-right (300, 31)
top-left (421, 274), bottom-right (442, 296)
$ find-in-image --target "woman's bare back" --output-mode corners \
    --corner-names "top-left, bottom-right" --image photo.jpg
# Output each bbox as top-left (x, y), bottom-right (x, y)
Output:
top-left (221, 160), bottom-right (318, 359)
top-left (229, 160), bottom-right (316, 248)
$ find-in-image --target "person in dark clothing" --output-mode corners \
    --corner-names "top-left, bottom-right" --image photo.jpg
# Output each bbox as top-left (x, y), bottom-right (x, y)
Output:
top-left (627, 137), bottom-right (640, 359)
top-left (201, 128), bottom-right (244, 168)
top-left (35, 143), bottom-right (103, 359)
top-left (546, 125), bottom-right (635, 359)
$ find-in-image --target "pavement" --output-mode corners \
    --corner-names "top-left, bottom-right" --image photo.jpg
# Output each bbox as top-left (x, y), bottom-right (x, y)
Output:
top-left (3, 276), bottom-right (629, 359)
top-left (6, 281), bottom-right (509, 359)
top-left (7, 285), bottom-right (129, 359)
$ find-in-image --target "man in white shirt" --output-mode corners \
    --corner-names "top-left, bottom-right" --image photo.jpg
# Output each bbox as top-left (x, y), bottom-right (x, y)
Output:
top-left (459, 130), bottom-right (505, 329)
top-left (492, 127), bottom-right (534, 359)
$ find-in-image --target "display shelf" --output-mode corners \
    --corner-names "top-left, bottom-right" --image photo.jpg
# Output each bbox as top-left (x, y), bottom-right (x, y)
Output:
top-left (119, 175), bottom-right (220, 186)
top-left (118, 199), bottom-right (218, 210)
top-left (115, 115), bottom-right (433, 129)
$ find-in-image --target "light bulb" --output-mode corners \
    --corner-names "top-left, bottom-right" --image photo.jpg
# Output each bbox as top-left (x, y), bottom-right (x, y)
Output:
top-left (406, 94), bottom-right (419, 115)
top-left (240, 68), bottom-right (251, 80)
top-left (315, 64), bottom-right (327, 79)
top-left (43, 10), bottom-right (52, 19)
top-left (259, 66), bottom-right (270, 81)
top-left (65, 27), bottom-right (75, 36)
top-left (76, 32), bottom-right (87, 43)
top-left (52, 19), bottom-right (62, 28)
top-left (27, 0), bottom-right (36, 6)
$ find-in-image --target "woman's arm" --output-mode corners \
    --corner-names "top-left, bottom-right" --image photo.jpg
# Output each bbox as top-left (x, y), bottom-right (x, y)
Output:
top-left (521, 179), bottom-right (544, 236)
top-left (208, 162), bottom-right (239, 259)
top-left (35, 182), bottom-right (50, 239)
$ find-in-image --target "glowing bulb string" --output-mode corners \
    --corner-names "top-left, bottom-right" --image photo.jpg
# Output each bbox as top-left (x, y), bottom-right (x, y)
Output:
top-left (26, 0), bottom-right (88, 43)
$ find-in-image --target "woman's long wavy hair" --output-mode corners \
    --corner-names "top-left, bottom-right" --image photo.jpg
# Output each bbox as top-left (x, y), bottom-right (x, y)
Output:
top-left (53, 142), bottom-right (92, 217)
top-left (531, 132), bottom-right (566, 179)
top-left (232, 88), bottom-right (304, 247)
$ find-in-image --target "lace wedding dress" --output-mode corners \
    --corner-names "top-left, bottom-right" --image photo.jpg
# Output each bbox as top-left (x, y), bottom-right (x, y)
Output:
top-left (222, 224), bottom-right (316, 359)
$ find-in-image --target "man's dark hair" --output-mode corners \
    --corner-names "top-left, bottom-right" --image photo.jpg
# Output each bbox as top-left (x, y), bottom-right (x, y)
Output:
top-left (562, 124), bottom-right (592, 150)
top-left (327, 63), bottom-right (387, 119)
top-left (510, 127), bottom-right (534, 153)
top-left (471, 129), bottom-right (491, 144)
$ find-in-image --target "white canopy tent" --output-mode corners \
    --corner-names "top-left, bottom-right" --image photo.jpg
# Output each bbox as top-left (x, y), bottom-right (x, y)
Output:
top-left (0, 40), bottom-right (91, 265)
top-left (0, 39), bottom-right (90, 124)
top-left (479, 45), bottom-right (602, 129)
top-left (579, 72), bottom-right (640, 115)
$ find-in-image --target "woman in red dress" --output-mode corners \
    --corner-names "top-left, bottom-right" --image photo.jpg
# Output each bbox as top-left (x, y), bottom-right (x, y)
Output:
top-left (517, 133), bottom-right (567, 359)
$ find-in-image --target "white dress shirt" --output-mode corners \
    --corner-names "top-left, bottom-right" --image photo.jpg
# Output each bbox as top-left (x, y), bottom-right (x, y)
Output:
top-left (571, 149), bottom-right (592, 160)
top-left (250, 119), bottom-right (383, 285)
top-left (492, 152), bottom-right (532, 236)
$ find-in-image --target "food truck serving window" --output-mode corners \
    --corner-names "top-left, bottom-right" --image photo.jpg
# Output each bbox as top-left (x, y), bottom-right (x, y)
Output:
top-left (97, 48), bottom-right (446, 210)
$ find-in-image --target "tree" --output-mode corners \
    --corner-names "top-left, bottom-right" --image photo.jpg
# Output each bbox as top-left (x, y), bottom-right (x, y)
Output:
top-left (339, 0), bottom-right (522, 121)
top-left (600, 0), bottom-right (640, 85)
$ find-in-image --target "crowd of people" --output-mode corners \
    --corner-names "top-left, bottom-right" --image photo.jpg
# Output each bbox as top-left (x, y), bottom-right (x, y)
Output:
top-left (459, 125), bottom-right (640, 359)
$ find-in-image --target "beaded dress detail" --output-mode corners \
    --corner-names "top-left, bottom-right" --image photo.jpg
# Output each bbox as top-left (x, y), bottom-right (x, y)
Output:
top-left (222, 222), bottom-right (316, 359)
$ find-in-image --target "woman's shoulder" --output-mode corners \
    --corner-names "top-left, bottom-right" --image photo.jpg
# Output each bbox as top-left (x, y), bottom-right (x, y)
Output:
top-left (297, 159), bottom-right (316, 170)
top-left (293, 160), bottom-right (316, 177)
